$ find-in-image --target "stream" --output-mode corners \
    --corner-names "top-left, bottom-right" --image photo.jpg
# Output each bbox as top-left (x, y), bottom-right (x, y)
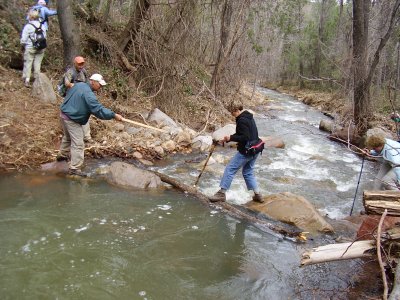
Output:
top-left (0, 87), bottom-right (381, 299)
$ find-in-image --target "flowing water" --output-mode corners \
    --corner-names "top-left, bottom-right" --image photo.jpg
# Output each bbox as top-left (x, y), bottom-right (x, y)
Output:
top-left (0, 88), bottom-right (379, 299)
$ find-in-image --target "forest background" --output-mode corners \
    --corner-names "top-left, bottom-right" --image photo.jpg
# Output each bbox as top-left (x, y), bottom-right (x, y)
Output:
top-left (1, 0), bottom-right (400, 170)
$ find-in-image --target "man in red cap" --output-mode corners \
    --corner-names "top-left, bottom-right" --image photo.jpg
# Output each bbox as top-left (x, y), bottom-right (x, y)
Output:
top-left (62, 56), bottom-right (92, 143)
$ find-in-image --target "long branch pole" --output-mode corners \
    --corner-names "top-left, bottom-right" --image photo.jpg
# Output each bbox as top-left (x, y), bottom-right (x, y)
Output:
top-left (193, 143), bottom-right (216, 187)
top-left (121, 117), bottom-right (167, 133)
top-left (350, 156), bottom-right (365, 216)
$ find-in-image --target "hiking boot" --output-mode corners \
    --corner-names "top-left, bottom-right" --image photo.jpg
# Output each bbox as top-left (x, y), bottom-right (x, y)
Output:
top-left (56, 154), bottom-right (68, 162)
top-left (84, 137), bottom-right (94, 144)
top-left (68, 169), bottom-right (88, 178)
top-left (24, 79), bottom-right (30, 88)
top-left (252, 193), bottom-right (264, 203)
top-left (209, 190), bottom-right (226, 202)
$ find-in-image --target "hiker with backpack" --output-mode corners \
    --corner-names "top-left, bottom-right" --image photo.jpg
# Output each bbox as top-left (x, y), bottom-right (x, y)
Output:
top-left (20, 9), bottom-right (47, 87)
top-left (29, 0), bottom-right (57, 31)
top-left (58, 56), bottom-right (93, 143)
top-left (209, 103), bottom-right (264, 203)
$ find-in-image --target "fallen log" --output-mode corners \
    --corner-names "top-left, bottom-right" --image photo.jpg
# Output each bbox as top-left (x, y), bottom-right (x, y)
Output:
top-left (154, 171), bottom-right (304, 242)
top-left (300, 240), bottom-right (375, 266)
top-left (364, 190), bottom-right (400, 216)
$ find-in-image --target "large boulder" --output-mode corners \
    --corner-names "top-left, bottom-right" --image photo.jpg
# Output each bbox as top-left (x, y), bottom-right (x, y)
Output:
top-left (147, 108), bottom-right (178, 128)
top-left (212, 124), bottom-right (236, 141)
top-left (31, 73), bottom-right (57, 104)
top-left (262, 136), bottom-right (285, 149)
top-left (191, 135), bottom-right (213, 152)
top-left (107, 161), bottom-right (162, 189)
top-left (246, 192), bottom-right (334, 233)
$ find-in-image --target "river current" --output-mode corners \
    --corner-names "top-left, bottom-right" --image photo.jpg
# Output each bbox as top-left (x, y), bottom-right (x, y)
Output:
top-left (0, 87), bottom-right (379, 299)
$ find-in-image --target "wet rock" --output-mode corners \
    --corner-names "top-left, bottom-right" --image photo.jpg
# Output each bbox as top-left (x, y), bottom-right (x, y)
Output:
top-left (319, 119), bottom-right (334, 133)
top-left (162, 140), bottom-right (176, 152)
top-left (107, 161), bottom-right (162, 189)
top-left (212, 124), bottom-right (235, 141)
top-left (262, 136), bottom-right (285, 148)
top-left (153, 146), bottom-right (164, 156)
top-left (356, 215), bottom-right (400, 240)
top-left (246, 192), bottom-right (334, 233)
top-left (40, 161), bottom-right (69, 173)
top-left (366, 127), bottom-right (394, 139)
top-left (191, 135), bottom-right (213, 152)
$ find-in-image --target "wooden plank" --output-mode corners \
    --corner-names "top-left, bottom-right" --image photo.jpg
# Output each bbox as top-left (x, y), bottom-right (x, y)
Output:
top-left (363, 190), bottom-right (400, 216)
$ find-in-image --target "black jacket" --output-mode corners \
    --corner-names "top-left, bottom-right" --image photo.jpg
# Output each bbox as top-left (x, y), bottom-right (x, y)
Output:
top-left (230, 110), bottom-right (259, 154)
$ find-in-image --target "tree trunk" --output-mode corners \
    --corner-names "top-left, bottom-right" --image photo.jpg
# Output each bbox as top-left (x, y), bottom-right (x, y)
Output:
top-left (352, 0), bottom-right (371, 134)
top-left (363, 190), bottom-right (400, 216)
top-left (314, 0), bottom-right (326, 78)
top-left (57, 0), bottom-right (81, 67)
top-left (101, 0), bottom-right (113, 24)
top-left (353, 0), bottom-right (400, 135)
top-left (335, 0), bottom-right (343, 38)
top-left (118, 0), bottom-right (150, 53)
top-left (210, 0), bottom-right (233, 95)
top-left (395, 41), bottom-right (400, 106)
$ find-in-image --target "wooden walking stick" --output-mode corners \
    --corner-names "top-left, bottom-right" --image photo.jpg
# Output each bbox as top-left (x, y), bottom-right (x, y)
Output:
top-left (193, 142), bottom-right (217, 187)
top-left (121, 117), bottom-right (167, 133)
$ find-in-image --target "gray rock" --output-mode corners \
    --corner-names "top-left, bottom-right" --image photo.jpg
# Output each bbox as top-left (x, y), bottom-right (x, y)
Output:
top-left (147, 108), bottom-right (178, 128)
top-left (107, 161), bottom-right (162, 189)
top-left (31, 73), bottom-right (57, 104)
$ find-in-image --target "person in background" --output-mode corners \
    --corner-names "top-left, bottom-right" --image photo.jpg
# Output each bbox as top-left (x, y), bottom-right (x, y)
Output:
top-left (58, 74), bottom-right (123, 177)
top-left (209, 103), bottom-right (264, 203)
top-left (365, 133), bottom-right (400, 190)
top-left (20, 9), bottom-right (46, 87)
top-left (29, 0), bottom-right (57, 31)
top-left (390, 112), bottom-right (400, 141)
top-left (63, 56), bottom-right (92, 143)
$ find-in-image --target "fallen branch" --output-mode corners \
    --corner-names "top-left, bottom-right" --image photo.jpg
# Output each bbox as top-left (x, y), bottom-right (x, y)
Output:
top-left (378, 209), bottom-right (389, 300)
top-left (300, 240), bottom-right (375, 266)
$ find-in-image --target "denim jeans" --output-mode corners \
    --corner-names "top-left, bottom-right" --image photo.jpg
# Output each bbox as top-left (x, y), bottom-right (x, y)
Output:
top-left (220, 152), bottom-right (259, 191)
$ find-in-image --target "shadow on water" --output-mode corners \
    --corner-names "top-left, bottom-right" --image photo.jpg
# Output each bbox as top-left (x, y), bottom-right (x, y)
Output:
top-left (0, 87), bottom-right (383, 299)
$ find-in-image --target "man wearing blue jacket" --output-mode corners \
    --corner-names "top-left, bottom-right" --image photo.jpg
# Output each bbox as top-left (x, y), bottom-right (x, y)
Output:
top-left (58, 74), bottom-right (123, 177)
top-left (366, 133), bottom-right (400, 190)
top-left (29, 0), bottom-right (57, 31)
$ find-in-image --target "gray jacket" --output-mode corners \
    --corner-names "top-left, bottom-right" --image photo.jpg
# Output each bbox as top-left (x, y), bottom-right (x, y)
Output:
top-left (20, 21), bottom-right (47, 48)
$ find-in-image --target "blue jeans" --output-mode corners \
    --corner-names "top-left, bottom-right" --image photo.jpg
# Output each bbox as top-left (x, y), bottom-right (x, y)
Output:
top-left (220, 152), bottom-right (259, 191)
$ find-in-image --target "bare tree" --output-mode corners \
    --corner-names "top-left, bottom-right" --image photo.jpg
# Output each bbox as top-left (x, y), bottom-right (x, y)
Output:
top-left (352, 0), bottom-right (371, 134)
top-left (118, 0), bottom-right (150, 52)
top-left (353, 0), bottom-right (400, 134)
top-left (57, 0), bottom-right (80, 67)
